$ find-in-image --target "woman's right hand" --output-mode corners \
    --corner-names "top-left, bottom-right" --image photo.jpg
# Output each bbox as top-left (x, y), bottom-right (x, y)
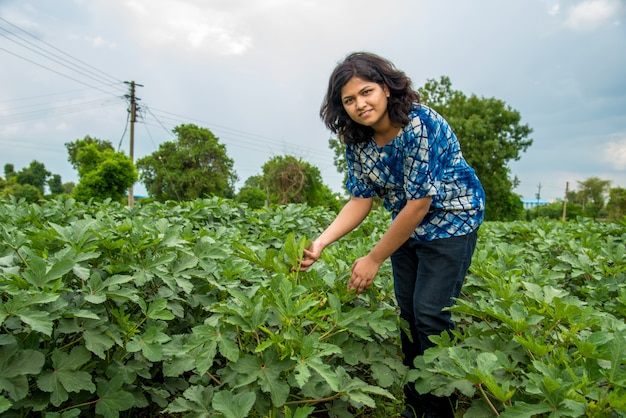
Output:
top-left (299, 240), bottom-right (324, 271)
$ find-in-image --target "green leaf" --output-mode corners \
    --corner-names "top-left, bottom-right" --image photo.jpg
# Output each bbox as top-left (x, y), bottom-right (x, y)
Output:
top-left (20, 251), bottom-right (75, 288)
top-left (44, 258), bottom-right (76, 283)
top-left (212, 390), bottom-right (256, 418)
top-left (475, 352), bottom-right (499, 374)
top-left (18, 308), bottom-right (53, 336)
top-left (164, 385), bottom-right (214, 415)
top-left (294, 360), bottom-right (312, 389)
top-left (217, 331), bottom-right (240, 362)
top-left (0, 345), bottom-right (45, 377)
top-left (284, 405), bottom-right (316, 418)
top-left (0, 396), bottom-right (11, 414)
top-left (307, 357), bottom-right (339, 392)
top-left (499, 401), bottom-right (553, 417)
top-left (371, 362), bottom-right (394, 388)
top-left (20, 251), bottom-right (47, 287)
top-left (102, 274), bottom-right (134, 287)
top-left (83, 328), bottom-right (116, 359)
top-left (64, 309), bottom-right (101, 320)
top-left (146, 298), bottom-right (175, 320)
top-left (126, 325), bottom-right (171, 362)
top-left (95, 375), bottom-right (135, 418)
top-left (37, 346), bottom-right (96, 406)
top-left (0, 345), bottom-right (45, 401)
top-left (0, 376), bottom-right (28, 403)
top-left (105, 359), bottom-right (151, 385)
top-left (231, 352), bottom-right (292, 406)
top-left (0, 334), bottom-right (16, 345)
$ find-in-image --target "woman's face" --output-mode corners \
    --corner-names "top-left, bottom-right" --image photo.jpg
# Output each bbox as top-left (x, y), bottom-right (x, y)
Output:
top-left (340, 76), bottom-right (390, 131)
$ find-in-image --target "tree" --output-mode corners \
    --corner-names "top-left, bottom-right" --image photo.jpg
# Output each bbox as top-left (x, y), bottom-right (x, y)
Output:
top-left (65, 136), bottom-right (137, 203)
top-left (136, 124), bottom-right (237, 201)
top-left (575, 177), bottom-right (611, 218)
top-left (63, 182), bottom-right (76, 195)
top-left (419, 76), bottom-right (532, 221)
top-left (328, 137), bottom-right (348, 189)
top-left (47, 174), bottom-right (65, 195)
top-left (261, 155), bottom-right (341, 210)
top-left (0, 183), bottom-right (42, 202)
top-left (235, 186), bottom-right (266, 209)
top-left (607, 186), bottom-right (626, 220)
top-left (66, 136), bottom-right (115, 169)
top-left (15, 160), bottom-right (51, 195)
top-left (235, 175), bottom-right (267, 209)
top-left (4, 164), bottom-right (15, 179)
top-left (242, 174), bottom-right (264, 190)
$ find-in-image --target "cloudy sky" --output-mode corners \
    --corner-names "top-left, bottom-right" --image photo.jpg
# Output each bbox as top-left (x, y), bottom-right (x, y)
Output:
top-left (1, 0), bottom-right (625, 202)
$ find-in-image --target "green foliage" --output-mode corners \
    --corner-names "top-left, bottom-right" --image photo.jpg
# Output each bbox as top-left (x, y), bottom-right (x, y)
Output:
top-left (235, 185), bottom-right (266, 209)
top-left (0, 198), bottom-right (624, 417)
top-left (15, 160), bottom-right (50, 194)
top-left (566, 177), bottom-right (614, 219)
top-left (65, 136), bottom-right (115, 170)
top-left (4, 163), bottom-right (15, 178)
top-left (65, 136), bottom-right (137, 203)
top-left (261, 155), bottom-right (341, 211)
top-left (0, 197), bottom-right (400, 417)
top-left (136, 124), bottom-right (238, 201)
top-left (1, 161), bottom-right (66, 200)
top-left (0, 183), bottom-right (42, 202)
top-left (328, 137), bottom-right (348, 188)
top-left (608, 187), bottom-right (626, 220)
top-left (410, 218), bottom-right (626, 417)
top-left (419, 76), bottom-right (532, 221)
top-left (47, 174), bottom-right (65, 195)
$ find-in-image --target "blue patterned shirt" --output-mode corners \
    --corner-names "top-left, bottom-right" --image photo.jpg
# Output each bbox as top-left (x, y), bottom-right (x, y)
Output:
top-left (345, 104), bottom-right (485, 241)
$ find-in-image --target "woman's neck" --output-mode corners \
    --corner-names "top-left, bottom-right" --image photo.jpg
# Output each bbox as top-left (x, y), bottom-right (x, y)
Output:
top-left (373, 124), bottom-right (401, 147)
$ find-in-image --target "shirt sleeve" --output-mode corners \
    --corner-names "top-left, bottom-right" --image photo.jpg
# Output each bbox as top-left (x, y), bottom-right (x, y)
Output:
top-left (345, 144), bottom-right (377, 198)
top-left (403, 111), bottom-right (446, 201)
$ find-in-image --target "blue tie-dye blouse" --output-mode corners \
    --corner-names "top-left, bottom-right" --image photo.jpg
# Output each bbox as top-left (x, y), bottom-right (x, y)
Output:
top-left (345, 103), bottom-right (485, 241)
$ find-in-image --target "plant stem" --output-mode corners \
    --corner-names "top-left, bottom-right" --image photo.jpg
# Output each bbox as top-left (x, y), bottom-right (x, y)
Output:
top-left (284, 392), bottom-right (342, 406)
top-left (477, 383), bottom-right (500, 416)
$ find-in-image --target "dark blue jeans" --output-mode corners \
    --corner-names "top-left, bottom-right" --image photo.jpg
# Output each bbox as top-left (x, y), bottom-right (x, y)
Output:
top-left (391, 231), bottom-right (478, 416)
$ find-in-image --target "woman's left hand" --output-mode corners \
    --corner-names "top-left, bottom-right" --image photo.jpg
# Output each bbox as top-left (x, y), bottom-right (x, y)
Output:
top-left (348, 255), bottom-right (381, 295)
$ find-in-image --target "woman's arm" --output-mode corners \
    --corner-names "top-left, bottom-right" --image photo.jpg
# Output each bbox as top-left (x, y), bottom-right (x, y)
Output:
top-left (348, 196), bottom-right (431, 294)
top-left (299, 196), bottom-right (373, 270)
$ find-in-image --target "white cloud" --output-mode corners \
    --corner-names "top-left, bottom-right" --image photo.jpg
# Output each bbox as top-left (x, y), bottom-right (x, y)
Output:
top-left (564, 0), bottom-right (622, 30)
top-left (88, 36), bottom-right (116, 48)
top-left (544, 0), bottom-right (561, 16)
top-left (548, 4), bottom-right (560, 16)
top-left (605, 136), bottom-right (626, 169)
top-left (120, 0), bottom-right (252, 55)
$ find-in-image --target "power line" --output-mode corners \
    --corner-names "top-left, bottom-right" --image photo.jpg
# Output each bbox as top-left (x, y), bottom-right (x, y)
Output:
top-left (0, 17), bottom-right (122, 86)
top-left (139, 106), bottom-right (341, 187)
top-left (0, 16), bottom-right (340, 188)
top-left (145, 106), bottom-right (334, 161)
top-left (0, 17), bottom-right (126, 99)
top-left (0, 97), bottom-right (123, 125)
top-left (0, 46), bottom-right (124, 98)
top-left (1, 84), bottom-right (122, 105)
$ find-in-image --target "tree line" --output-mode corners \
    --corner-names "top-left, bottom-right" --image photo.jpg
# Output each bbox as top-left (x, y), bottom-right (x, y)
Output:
top-left (528, 177), bottom-right (626, 221)
top-left (1, 76), bottom-right (624, 221)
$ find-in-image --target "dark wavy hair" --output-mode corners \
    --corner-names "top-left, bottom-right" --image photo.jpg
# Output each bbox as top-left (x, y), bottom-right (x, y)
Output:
top-left (320, 52), bottom-right (420, 145)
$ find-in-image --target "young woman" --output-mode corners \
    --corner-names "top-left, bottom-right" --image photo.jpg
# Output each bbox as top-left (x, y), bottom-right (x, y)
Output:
top-left (299, 52), bottom-right (486, 417)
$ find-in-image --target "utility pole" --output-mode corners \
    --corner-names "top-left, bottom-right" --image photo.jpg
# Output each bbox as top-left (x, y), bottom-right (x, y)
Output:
top-left (124, 81), bottom-right (143, 206)
top-left (562, 181), bottom-right (569, 221)
top-left (535, 183), bottom-right (542, 218)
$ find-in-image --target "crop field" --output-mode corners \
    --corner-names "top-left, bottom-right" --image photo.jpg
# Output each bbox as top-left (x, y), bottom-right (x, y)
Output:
top-left (0, 197), bottom-right (624, 417)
